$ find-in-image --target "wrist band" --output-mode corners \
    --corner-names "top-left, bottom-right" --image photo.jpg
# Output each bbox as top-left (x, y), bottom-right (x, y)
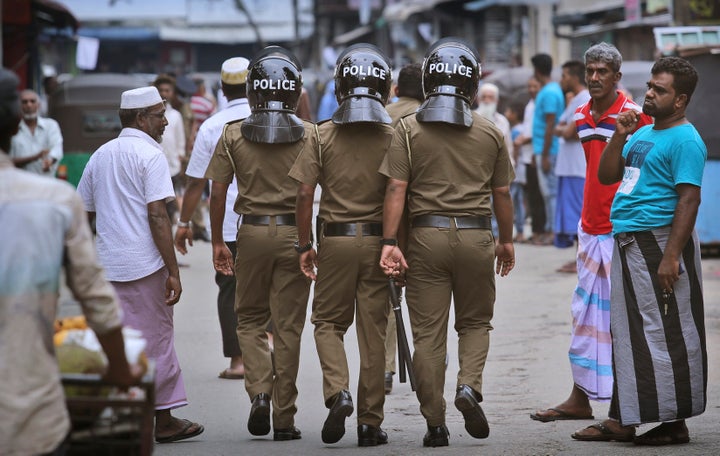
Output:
top-left (380, 238), bottom-right (398, 246)
top-left (177, 221), bottom-right (191, 228)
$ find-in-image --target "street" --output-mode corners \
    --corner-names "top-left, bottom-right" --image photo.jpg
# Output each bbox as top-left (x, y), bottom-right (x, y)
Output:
top-left (128, 239), bottom-right (719, 456)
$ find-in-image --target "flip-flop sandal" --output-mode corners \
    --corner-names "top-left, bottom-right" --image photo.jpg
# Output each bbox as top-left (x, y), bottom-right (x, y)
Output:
top-left (218, 368), bottom-right (244, 379)
top-left (571, 422), bottom-right (634, 442)
top-left (155, 419), bottom-right (205, 443)
top-left (530, 407), bottom-right (594, 422)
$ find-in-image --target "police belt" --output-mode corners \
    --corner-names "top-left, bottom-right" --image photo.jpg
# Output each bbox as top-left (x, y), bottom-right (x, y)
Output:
top-left (411, 214), bottom-right (492, 230)
top-left (323, 222), bottom-right (383, 237)
top-left (241, 214), bottom-right (296, 226)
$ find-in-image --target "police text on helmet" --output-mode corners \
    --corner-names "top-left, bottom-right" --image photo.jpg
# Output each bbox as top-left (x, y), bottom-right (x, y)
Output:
top-left (253, 79), bottom-right (296, 91)
top-left (427, 63), bottom-right (473, 77)
top-left (341, 65), bottom-right (387, 80)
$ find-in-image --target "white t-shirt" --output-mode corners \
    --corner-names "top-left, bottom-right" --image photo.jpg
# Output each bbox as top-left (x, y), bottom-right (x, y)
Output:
top-left (77, 128), bottom-right (175, 282)
top-left (186, 98), bottom-right (251, 242)
top-left (9, 117), bottom-right (63, 176)
top-left (555, 89), bottom-right (591, 178)
top-left (160, 104), bottom-right (185, 177)
top-left (520, 99), bottom-right (535, 165)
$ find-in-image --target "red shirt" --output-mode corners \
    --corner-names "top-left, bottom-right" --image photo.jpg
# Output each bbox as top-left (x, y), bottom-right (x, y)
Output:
top-left (575, 91), bottom-right (652, 234)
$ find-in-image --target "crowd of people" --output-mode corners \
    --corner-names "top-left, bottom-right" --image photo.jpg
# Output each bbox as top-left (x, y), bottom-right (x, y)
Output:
top-left (0, 35), bottom-right (708, 454)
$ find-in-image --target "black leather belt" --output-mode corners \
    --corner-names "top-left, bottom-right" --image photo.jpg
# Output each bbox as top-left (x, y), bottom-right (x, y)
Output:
top-left (241, 214), bottom-right (296, 226)
top-left (324, 222), bottom-right (383, 237)
top-left (412, 214), bottom-right (492, 230)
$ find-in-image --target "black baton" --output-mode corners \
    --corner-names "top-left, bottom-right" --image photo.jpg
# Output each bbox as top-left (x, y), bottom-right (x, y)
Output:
top-left (388, 279), bottom-right (416, 391)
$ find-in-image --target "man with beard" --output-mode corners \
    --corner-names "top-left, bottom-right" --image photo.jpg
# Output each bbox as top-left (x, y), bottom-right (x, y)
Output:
top-left (9, 89), bottom-right (63, 176)
top-left (77, 86), bottom-right (204, 444)
top-left (532, 42), bottom-right (651, 428)
top-left (475, 82), bottom-right (511, 147)
top-left (586, 56), bottom-right (706, 446)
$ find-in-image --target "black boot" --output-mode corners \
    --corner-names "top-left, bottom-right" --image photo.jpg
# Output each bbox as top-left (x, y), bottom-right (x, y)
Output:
top-left (321, 390), bottom-right (353, 444)
top-left (454, 384), bottom-right (489, 438)
top-left (357, 424), bottom-right (388, 447)
top-left (274, 426), bottom-right (302, 441)
top-left (247, 393), bottom-right (271, 436)
top-left (423, 424), bottom-right (449, 447)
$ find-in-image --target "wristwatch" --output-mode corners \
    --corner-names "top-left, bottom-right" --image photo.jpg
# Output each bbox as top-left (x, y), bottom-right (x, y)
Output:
top-left (293, 240), bottom-right (313, 254)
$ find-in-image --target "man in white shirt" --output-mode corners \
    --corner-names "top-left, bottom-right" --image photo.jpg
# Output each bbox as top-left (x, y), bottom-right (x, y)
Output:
top-left (77, 86), bottom-right (204, 444)
top-left (475, 82), bottom-right (511, 146)
top-left (154, 74), bottom-right (187, 222)
top-left (175, 57), bottom-right (251, 380)
top-left (9, 89), bottom-right (63, 177)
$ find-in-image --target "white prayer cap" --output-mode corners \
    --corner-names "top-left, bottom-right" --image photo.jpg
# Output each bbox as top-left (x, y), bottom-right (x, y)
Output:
top-left (120, 86), bottom-right (163, 109)
top-left (221, 57), bottom-right (250, 85)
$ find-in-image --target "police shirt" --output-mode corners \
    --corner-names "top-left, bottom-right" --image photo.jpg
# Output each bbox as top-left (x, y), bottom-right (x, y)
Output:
top-left (205, 120), bottom-right (315, 215)
top-left (379, 112), bottom-right (514, 219)
top-left (386, 97), bottom-right (421, 128)
top-left (289, 121), bottom-right (394, 223)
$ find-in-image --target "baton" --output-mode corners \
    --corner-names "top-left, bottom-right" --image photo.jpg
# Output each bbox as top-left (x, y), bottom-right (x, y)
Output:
top-left (388, 279), bottom-right (416, 391)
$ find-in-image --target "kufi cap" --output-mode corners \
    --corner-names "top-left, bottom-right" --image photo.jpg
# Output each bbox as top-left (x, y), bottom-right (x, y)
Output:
top-left (120, 86), bottom-right (162, 109)
top-left (221, 57), bottom-right (250, 85)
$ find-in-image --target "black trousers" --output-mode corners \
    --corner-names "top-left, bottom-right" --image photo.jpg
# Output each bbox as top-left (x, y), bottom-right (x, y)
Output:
top-left (215, 241), bottom-right (242, 357)
top-left (525, 161), bottom-right (546, 235)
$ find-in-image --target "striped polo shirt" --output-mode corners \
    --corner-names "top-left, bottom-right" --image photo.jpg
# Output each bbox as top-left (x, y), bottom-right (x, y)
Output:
top-left (574, 91), bottom-right (652, 235)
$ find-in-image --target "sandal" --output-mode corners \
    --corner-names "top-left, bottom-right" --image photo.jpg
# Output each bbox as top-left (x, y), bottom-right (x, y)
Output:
top-left (633, 422), bottom-right (690, 446)
top-left (571, 422), bottom-right (634, 442)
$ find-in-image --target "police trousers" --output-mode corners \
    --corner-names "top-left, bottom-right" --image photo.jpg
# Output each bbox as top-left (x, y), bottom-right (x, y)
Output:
top-left (311, 231), bottom-right (388, 427)
top-left (405, 226), bottom-right (496, 426)
top-left (234, 223), bottom-right (311, 429)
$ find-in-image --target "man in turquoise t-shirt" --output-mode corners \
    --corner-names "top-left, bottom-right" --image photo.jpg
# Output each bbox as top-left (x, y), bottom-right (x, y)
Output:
top-left (585, 56), bottom-right (707, 446)
top-left (531, 53), bottom-right (565, 238)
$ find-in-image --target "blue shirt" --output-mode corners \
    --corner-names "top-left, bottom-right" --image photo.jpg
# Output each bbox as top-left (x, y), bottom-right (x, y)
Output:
top-left (532, 81), bottom-right (564, 156)
top-left (611, 123), bottom-right (706, 235)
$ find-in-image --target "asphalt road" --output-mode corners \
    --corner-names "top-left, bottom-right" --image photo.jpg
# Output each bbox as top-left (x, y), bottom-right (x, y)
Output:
top-left (116, 238), bottom-right (717, 456)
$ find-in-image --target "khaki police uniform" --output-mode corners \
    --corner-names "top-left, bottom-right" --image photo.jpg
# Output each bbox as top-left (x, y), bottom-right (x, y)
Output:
top-left (289, 120), bottom-right (394, 428)
top-left (383, 96), bottom-right (421, 376)
top-left (205, 119), bottom-right (313, 430)
top-left (379, 111), bottom-right (514, 426)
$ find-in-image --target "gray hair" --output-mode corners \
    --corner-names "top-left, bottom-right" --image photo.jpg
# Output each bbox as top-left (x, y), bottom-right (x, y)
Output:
top-left (479, 82), bottom-right (499, 99)
top-left (584, 42), bottom-right (622, 73)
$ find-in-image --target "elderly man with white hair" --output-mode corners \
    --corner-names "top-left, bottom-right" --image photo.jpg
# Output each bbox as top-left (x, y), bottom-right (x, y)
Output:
top-left (475, 82), bottom-right (511, 148)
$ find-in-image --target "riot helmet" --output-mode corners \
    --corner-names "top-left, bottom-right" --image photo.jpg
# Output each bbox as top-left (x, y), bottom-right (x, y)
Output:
top-left (416, 38), bottom-right (482, 127)
top-left (242, 46), bottom-right (305, 144)
top-left (332, 43), bottom-right (392, 125)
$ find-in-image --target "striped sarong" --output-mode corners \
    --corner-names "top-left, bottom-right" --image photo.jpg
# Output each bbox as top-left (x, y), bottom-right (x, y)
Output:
top-left (569, 224), bottom-right (613, 401)
top-left (609, 227), bottom-right (706, 426)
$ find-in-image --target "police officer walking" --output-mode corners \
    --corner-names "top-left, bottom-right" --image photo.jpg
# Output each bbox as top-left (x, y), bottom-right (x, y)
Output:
top-left (289, 44), bottom-right (395, 447)
top-left (205, 46), bottom-right (312, 441)
top-left (379, 38), bottom-right (516, 447)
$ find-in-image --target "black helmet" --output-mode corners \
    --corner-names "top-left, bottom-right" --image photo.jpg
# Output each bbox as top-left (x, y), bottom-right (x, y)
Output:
top-left (332, 43), bottom-right (392, 125)
top-left (242, 46), bottom-right (305, 143)
top-left (417, 38), bottom-right (482, 127)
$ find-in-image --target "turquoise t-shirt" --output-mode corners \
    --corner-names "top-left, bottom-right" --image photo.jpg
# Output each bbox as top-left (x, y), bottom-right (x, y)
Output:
top-left (532, 81), bottom-right (564, 156)
top-left (610, 123), bottom-right (707, 235)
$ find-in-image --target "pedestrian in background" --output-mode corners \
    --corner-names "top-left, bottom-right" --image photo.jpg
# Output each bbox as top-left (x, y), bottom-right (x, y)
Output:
top-left (552, 60), bottom-right (590, 269)
top-left (154, 74), bottom-right (187, 223)
top-left (379, 38), bottom-right (515, 448)
top-left (9, 89), bottom-right (63, 177)
top-left (77, 86), bottom-right (204, 444)
top-left (291, 43), bottom-right (394, 447)
top-left (206, 46), bottom-right (311, 442)
top-left (532, 42), bottom-right (652, 426)
top-left (576, 55), bottom-right (707, 446)
top-left (0, 66), bottom-right (141, 456)
top-left (175, 57), bottom-right (251, 380)
top-left (530, 53), bottom-right (565, 244)
top-left (504, 96), bottom-right (528, 243)
top-left (382, 62), bottom-right (423, 395)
